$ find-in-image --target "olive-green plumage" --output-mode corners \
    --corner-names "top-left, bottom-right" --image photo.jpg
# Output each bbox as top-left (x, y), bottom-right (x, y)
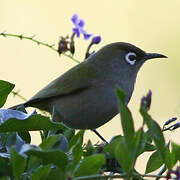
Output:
top-left (11, 42), bottom-right (167, 129)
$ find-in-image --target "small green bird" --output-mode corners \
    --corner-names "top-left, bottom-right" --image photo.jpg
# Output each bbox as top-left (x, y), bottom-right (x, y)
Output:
top-left (11, 42), bottom-right (167, 129)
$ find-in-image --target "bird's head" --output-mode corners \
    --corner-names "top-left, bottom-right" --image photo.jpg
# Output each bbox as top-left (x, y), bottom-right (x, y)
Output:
top-left (91, 42), bottom-right (167, 74)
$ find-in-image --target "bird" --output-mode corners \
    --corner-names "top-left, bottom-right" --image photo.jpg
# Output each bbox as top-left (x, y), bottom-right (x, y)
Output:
top-left (11, 42), bottom-right (167, 130)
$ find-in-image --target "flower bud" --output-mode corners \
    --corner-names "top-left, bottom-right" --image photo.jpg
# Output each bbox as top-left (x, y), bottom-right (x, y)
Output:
top-left (92, 36), bottom-right (101, 44)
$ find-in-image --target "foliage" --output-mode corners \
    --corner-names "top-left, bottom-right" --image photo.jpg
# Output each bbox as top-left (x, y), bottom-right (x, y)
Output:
top-left (0, 80), bottom-right (179, 179)
top-left (0, 14), bottom-right (179, 180)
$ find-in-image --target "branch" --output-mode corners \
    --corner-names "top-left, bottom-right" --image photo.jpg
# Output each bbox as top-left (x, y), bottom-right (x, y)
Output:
top-left (11, 90), bottom-right (27, 101)
top-left (0, 32), bottom-right (80, 63)
top-left (73, 173), bottom-right (168, 180)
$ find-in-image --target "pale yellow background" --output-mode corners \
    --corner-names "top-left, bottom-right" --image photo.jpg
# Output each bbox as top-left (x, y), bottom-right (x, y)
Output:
top-left (1, 0), bottom-right (180, 174)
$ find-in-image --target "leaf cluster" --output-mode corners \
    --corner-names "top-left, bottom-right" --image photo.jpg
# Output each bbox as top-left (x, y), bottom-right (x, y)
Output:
top-left (0, 80), bottom-right (179, 180)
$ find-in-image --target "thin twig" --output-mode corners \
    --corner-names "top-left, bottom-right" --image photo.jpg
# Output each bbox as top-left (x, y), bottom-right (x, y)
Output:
top-left (11, 90), bottom-right (27, 101)
top-left (73, 173), bottom-right (168, 180)
top-left (0, 32), bottom-right (80, 63)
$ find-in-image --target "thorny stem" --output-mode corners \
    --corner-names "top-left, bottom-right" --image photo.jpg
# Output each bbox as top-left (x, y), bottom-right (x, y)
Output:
top-left (0, 32), bottom-right (81, 101)
top-left (11, 90), bottom-right (27, 101)
top-left (0, 32), bottom-right (80, 63)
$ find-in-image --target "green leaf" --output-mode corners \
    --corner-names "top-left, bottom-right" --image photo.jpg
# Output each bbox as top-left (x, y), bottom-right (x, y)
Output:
top-left (10, 147), bottom-right (26, 180)
top-left (140, 108), bottom-right (172, 169)
top-left (0, 114), bottom-right (67, 133)
top-left (140, 108), bottom-right (153, 129)
top-left (135, 130), bottom-right (155, 156)
top-left (18, 131), bottom-right (31, 143)
top-left (40, 135), bottom-right (64, 150)
top-left (64, 128), bottom-right (75, 142)
top-left (132, 129), bottom-right (144, 158)
top-left (0, 80), bottom-right (15, 108)
top-left (171, 142), bottom-right (180, 162)
top-left (145, 150), bottom-right (164, 173)
top-left (72, 144), bottom-right (83, 165)
top-left (2, 132), bottom-right (25, 152)
top-left (71, 143), bottom-right (83, 173)
top-left (27, 156), bottom-right (42, 174)
top-left (68, 130), bottom-right (84, 150)
top-left (172, 142), bottom-right (180, 160)
top-left (0, 177), bottom-right (11, 180)
top-left (46, 167), bottom-right (66, 180)
top-left (83, 140), bottom-right (98, 156)
top-left (23, 145), bottom-right (42, 173)
top-left (143, 143), bottom-right (156, 152)
top-left (0, 156), bottom-right (12, 177)
top-left (73, 154), bottom-right (105, 177)
top-left (115, 137), bottom-right (134, 174)
top-left (40, 134), bottom-right (68, 152)
top-left (152, 122), bottom-right (172, 169)
top-left (151, 121), bottom-right (165, 152)
top-left (115, 87), bottom-right (135, 147)
top-left (27, 149), bottom-right (68, 170)
top-left (139, 130), bottom-right (156, 154)
top-left (30, 164), bottom-right (51, 180)
top-left (103, 135), bottom-right (122, 158)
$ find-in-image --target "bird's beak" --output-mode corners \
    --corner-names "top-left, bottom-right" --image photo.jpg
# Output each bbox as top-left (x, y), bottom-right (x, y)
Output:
top-left (145, 53), bottom-right (167, 60)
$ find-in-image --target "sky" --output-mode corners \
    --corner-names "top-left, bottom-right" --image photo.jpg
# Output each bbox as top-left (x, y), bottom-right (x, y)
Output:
top-left (1, 0), bottom-right (180, 172)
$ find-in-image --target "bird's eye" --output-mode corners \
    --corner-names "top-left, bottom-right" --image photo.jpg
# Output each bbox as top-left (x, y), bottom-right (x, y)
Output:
top-left (125, 52), bottom-right (137, 65)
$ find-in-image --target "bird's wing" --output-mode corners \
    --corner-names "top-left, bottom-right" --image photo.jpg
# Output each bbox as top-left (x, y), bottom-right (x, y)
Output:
top-left (26, 62), bottom-right (97, 104)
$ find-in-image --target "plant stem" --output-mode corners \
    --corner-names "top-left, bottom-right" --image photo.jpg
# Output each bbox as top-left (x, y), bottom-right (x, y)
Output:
top-left (0, 32), bottom-right (80, 63)
top-left (73, 173), bottom-right (168, 180)
top-left (11, 90), bottom-right (27, 101)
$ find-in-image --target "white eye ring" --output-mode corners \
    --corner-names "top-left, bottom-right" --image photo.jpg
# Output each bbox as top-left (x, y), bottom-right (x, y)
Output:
top-left (125, 52), bottom-right (137, 65)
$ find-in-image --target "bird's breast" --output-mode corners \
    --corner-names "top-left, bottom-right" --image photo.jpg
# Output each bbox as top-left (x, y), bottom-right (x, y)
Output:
top-left (51, 77), bottom-right (135, 129)
top-left (52, 83), bottom-right (119, 129)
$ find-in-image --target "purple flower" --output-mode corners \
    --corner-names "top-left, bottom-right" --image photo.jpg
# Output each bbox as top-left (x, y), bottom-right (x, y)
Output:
top-left (92, 36), bottom-right (101, 44)
top-left (71, 14), bottom-right (92, 40)
top-left (141, 90), bottom-right (152, 111)
top-left (166, 166), bottom-right (180, 180)
top-left (164, 117), bottom-right (177, 126)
